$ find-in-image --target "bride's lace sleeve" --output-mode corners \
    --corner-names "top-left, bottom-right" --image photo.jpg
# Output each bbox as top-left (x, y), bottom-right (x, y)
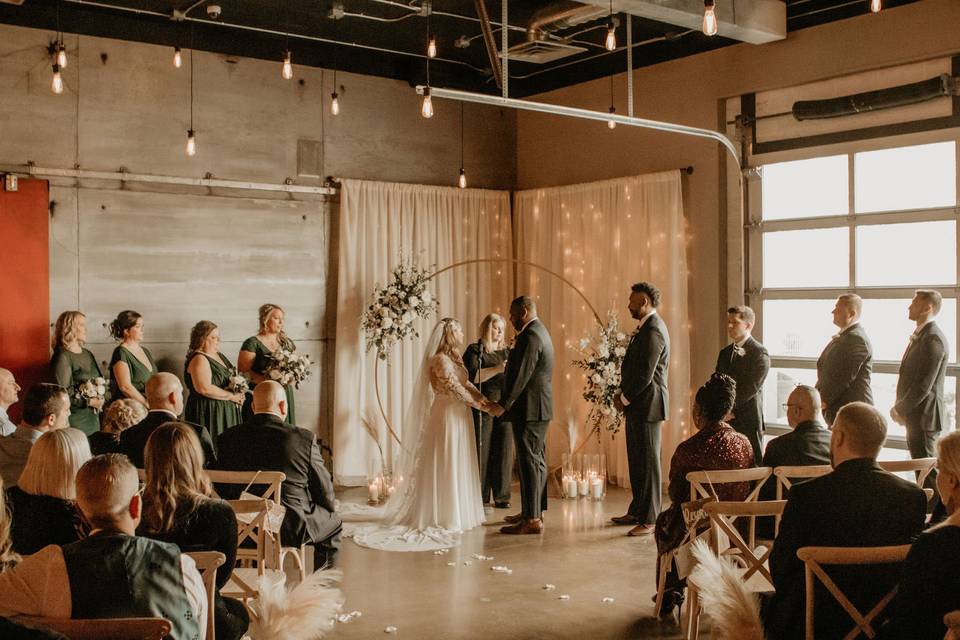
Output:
top-left (430, 355), bottom-right (486, 408)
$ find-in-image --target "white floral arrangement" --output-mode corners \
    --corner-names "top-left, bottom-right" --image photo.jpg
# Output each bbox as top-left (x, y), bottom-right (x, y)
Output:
top-left (75, 377), bottom-right (107, 412)
top-left (360, 258), bottom-right (439, 360)
top-left (264, 347), bottom-right (313, 388)
top-left (227, 369), bottom-right (250, 395)
top-left (572, 311), bottom-right (630, 435)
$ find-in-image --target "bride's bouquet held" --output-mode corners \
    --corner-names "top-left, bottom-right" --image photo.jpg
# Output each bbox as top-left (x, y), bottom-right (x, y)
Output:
top-left (264, 348), bottom-right (313, 388)
top-left (74, 377), bottom-right (107, 413)
top-left (361, 257), bottom-right (439, 360)
top-left (227, 369), bottom-right (250, 395)
top-left (572, 311), bottom-right (630, 435)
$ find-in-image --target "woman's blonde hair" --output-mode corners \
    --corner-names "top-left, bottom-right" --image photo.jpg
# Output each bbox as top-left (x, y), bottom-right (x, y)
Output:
top-left (52, 311), bottom-right (85, 350)
top-left (19, 428), bottom-right (92, 500)
top-left (141, 422), bottom-right (212, 534)
top-left (0, 477), bottom-right (19, 568)
top-left (938, 431), bottom-right (960, 480)
top-left (258, 304), bottom-right (292, 349)
top-left (434, 318), bottom-right (464, 364)
top-left (103, 398), bottom-right (147, 435)
top-left (479, 313), bottom-right (506, 352)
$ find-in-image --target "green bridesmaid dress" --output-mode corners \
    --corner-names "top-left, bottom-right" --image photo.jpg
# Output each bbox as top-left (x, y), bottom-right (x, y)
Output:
top-left (50, 347), bottom-right (107, 435)
top-left (239, 336), bottom-right (296, 425)
top-left (108, 345), bottom-right (156, 402)
top-left (184, 352), bottom-right (243, 440)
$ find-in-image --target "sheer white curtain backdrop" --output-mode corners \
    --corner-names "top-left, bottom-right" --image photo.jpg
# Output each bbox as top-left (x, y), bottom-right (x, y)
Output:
top-left (333, 179), bottom-right (513, 485)
top-left (513, 170), bottom-right (691, 487)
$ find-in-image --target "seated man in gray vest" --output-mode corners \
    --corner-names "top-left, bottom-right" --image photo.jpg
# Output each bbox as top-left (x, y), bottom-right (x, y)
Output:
top-left (0, 454), bottom-right (207, 639)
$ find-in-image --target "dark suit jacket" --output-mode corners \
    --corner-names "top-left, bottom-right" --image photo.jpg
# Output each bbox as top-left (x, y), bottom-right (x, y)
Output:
top-left (758, 420), bottom-right (832, 502)
top-left (895, 321), bottom-right (948, 433)
top-left (214, 413), bottom-right (340, 547)
top-left (715, 335), bottom-right (770, 437)
top-left (501, 318), bottom-right (554, 424)
top-left (620, 312), bottom-right (670, 423)
top-left (816, 324), bottom-right (874, 425)
top-left (119, 411), bottom-right (217, 469)
top-left (764, 458), bottom-right (926, 640)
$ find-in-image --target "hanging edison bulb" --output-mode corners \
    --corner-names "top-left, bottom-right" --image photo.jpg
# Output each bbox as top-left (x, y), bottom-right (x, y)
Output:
top-left (282, 51), bottom-right (293, 79)
top-left (51, 64), bottom-right (64, 94)
top-left (421, 87), bottom-right (434, 119)
top-left (607, 106), bottom-right (617, 129)
top-left (186, 129), bottom-right (196, 156)
top-left (174, 47), bottom-right (182, 69)
top-left (427, 35), bottom-right (437, 59)
top-left (870, 0), bottom-right (882, 12)
top-left (331, 92), bottom-right (340, 116)
top-left (57, 43), bottom-right (67, 68)
top-left (604, 21), bottom-right (616, 51)
top-left (458, 168), bottom-right (467, 189)
top-left (703, 0), bottom-right (718, 36)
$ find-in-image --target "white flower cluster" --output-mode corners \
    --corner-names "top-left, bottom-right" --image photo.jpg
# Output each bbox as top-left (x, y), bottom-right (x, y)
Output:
top-left (227, 369), bottom-right (250, 395)
top-left (571, 311), bottom-right (630, 435)
top-left (360, 258), bottom-right (439, 360)
top-left (264, 347), bottom-right (313, 388)
top-left (75, 377), bottom-right (107, 405)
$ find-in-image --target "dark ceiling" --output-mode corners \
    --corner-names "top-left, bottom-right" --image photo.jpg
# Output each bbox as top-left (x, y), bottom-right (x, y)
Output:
top-left (0, 0), bottom-right (923, 97)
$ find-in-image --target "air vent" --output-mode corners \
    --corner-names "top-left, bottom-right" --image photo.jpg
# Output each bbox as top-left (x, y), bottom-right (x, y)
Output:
top-left (503, 40), bottom-right (586, 64)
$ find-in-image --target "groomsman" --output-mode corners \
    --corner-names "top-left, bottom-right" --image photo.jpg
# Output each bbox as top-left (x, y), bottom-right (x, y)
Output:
top-left (613, 282), bottom-right (670, 536)
top-left (715, 305), bottom-right (769, 464)
top-left (892, 290), bottom-right (949, 470)
top-left (816, 294), bottom-right (874, 426)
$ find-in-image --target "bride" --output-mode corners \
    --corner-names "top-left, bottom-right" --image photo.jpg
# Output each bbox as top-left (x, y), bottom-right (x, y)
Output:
top-left (346, 318), bottom-right (498, 551)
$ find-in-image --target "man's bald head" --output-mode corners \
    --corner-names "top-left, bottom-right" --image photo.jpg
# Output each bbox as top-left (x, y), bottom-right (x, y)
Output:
top-left (145, 372), bottom-right (183, 414)
top-left (76, 454), bottom-right (141, 533)
top-left (0, 368), bottom-right (19, 409)
top-left (831, 402), bottom-right (887, 466)
top-left (787, 385), bottom-right (822, 428)
top-left (253, 381), bottom-right (287, 417)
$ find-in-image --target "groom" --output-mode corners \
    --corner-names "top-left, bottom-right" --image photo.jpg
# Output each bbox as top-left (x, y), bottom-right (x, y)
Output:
top-left (493, 296), bottom-right (554, 535)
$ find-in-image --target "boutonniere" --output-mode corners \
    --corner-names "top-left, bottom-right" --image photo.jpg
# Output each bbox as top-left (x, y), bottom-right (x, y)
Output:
top-left (732, 344), bottom-right (746, 357)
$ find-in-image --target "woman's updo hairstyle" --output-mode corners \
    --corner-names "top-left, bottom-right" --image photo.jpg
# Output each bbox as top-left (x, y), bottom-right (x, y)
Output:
top-left (694, 373), bottom-right (737, 422)
top-left (109, 310), bottom-right (142, 341)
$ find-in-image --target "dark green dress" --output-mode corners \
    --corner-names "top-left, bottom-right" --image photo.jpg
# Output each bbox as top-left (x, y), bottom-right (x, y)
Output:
top-left (239, 336), bottom-right (296, 425)
top-left (185, 352), bottom-right (243, 440)
top-left (50, 347), bottom-right (106, 435)
top-left (109, 345), bottom-right (156, 403)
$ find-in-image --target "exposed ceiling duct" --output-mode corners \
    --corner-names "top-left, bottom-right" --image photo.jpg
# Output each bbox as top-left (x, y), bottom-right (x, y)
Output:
top-left (792, 75), bottom-right (958, 121)
top-left (499, 2), bottom-right (605, 65)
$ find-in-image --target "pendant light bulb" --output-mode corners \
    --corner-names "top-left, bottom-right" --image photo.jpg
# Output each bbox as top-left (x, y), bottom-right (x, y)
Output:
top-left (607, 106), bottom-right (617, 129)
top-left (604, 21), bottom-right (616, 51)
top-left (51, 64), bottom-right (64, 94)
top-left (458, 168), bottom-right (467, 189)
top-left (427, 35), bottom-right (437, 59)
top-left (703, 0), bottom-right (718, 36)
top-left (421, 87), bottom-right (434, 119)
top-left (186, 129), bottom-right (196, 156)
top-left (174, 47), bottom-right (182, 68)
top-left (282, 51), bottom-right (293, 80)
top-left (870, 0), bottom-right (882, 12)
top-left (331, 92), bottom-right (340, 116)
top-left (57, 43), bottom-right (67, 68)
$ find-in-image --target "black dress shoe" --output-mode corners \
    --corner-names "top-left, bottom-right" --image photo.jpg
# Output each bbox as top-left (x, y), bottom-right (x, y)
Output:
top-left (494, 501), bottom-right (511, 509)
top-left (610, 514), bottom-right (641, 525)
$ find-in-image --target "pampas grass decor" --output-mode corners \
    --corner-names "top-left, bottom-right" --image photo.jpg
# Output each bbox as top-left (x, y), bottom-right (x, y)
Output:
top-left (688, 540), bottom-right (765, 640)
top-left (248, 569), bottom-right (345, 640)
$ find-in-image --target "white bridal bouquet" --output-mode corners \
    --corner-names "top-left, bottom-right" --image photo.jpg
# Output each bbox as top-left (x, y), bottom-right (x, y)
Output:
top-left (75, 377), bottom-right (107, 411)
top-left (227, 369), bottom-right (250, 395)
top-left (264, 348), bottom-right (313, 388)
top-left (571, 311), bottom-right (630, 435)
top-left (361, 257), bottom-right (439, 360)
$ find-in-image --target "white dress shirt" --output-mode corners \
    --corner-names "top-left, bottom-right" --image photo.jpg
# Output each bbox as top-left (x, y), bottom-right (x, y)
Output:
top-left (0, 407), bottom-right (15, 437)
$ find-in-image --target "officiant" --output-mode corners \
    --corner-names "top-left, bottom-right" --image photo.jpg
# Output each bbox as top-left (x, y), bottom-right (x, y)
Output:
top-left (463, 313), bottom-right (514, 509)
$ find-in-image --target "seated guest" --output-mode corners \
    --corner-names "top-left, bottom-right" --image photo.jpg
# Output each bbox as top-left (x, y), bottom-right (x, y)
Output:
top-left (883, 430), bottom-right (960, 639)
top-left (0, 384), bottom-right (70, 487)
top-left (50, 311), bottom-right (107, 436)
top-left (763, 402), bottom-right (927, 640)
top-left (0, 454), bottom-right (207, 638)
top-left (140, 422), bottom-right (249, 640)
top-left (119, 372), bottom-right (216, 468)
top-left (8, 429), bottom-right (92, 555)
top-left (0, 368), bottom-right (21, 437)
top-left (89, 398), bottom-right (146, 456)
top-left (654, 373), bottom-right (754, 616)
top-left (216, 381), bottom-right (341, 568)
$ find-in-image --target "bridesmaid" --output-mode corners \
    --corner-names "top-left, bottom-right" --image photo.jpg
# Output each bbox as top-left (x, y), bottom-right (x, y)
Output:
top-left (50, 310), bottom-right (107, 435)
top-left (108, 310), bottom-right (156, 409)
top-left (185, 321), bottom-right (244, 440)
top-left (238, 303), bottom-right (297, 425)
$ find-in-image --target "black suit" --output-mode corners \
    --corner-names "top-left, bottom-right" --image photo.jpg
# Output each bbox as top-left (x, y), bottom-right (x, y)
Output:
top-left (895, 321), bottom-right (948, 461)
top-left (620, 312), bottom-right (670, 523)
top-left (119, 411), bottom-right (217, 469)
top-left (763, 458), bottom-right (926, 640)
top-left (715, 336), bottom-right (770, 464)
top-left (214, 413), bottom-right (341, 566)
top-left (816, 323), bottom-right (874, 426)
top-left (500, 318), bottom-right (554, 520)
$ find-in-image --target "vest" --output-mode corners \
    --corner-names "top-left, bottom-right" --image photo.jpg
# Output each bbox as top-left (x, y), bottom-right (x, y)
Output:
top-left (61, 533), bottom-right (200, 640)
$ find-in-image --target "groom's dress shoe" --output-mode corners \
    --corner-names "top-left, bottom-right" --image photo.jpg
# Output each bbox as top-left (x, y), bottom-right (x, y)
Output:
top-left (500, 518), bottom-right (543, 535)
top-left (494, 501), bottom-right (511, 509)
top-left (503, 513), bottom-right (524, 524)
top-left (610, 514), bottom-right (641, 525)
top-left (627, 524), bottom-right (656, 537)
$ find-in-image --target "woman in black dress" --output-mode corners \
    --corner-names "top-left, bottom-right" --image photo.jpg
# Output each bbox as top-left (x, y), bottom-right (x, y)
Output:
top-left (7, 428), bottom-right (92, 555)
top-left (463, 313), bottom-right (514, 509)
top-left (139, 422), bottom-right (249, 640)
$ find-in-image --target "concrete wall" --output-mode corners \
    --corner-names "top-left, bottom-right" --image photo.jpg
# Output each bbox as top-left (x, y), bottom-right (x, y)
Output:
top-left (516, 0), bottom-right (960, 388)
top-left (0, 23), bottom-right (516, 446)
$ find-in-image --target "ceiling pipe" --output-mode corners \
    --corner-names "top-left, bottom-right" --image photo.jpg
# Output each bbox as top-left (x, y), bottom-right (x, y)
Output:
top-left (474, 0), bottom-right (503, 89)
top-left (526, 3), bottom-right (610, 42)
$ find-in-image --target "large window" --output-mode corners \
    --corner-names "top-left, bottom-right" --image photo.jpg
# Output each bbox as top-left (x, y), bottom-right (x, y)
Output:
top-left (750, 140), bottom-right (960, 444)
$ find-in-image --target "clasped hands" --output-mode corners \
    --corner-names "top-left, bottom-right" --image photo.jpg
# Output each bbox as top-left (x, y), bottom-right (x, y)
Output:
top-left (481, 400), bottom-right (505, 417)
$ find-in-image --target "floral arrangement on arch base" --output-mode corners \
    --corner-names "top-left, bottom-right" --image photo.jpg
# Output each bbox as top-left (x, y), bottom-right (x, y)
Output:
top-left (361, 257), bottom-right (439, 360)
top-left (572, 311), bottom-right (629, 436)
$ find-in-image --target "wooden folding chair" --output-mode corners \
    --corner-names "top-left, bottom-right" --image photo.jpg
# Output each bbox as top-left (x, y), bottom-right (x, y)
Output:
top-left (222, 499), bottom-right (287, 619)
top-left (653, 498), bottom-right (713, 619)
top-left (185, 550), bottom-right (226, 640)
top-left (878, 458), bottom-right (937, 486)
top-left (796, 544), bottom-right (910, 640)
top-left (15, 617), bottom-right (171, 640)
top-left (773, 465), bottom-right (832, 532)
top-left (687, 467), bottom-right (773, 543)
top-left (684, 500), bottom-right (786, 640)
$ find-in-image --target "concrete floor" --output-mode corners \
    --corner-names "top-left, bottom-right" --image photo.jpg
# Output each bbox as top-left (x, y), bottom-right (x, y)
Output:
top-left (328, 486), bottom-right (695, 640)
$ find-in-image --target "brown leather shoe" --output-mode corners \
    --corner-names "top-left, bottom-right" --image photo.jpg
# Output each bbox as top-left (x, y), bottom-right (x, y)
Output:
top-left (627, 524), bottom-right (656, 537)
top-left (500, 518), bottom-right (543, 535)
top-left (503, 513), bottom-right (524, 524)
top-left (610, 514), bottom-right (641, 525)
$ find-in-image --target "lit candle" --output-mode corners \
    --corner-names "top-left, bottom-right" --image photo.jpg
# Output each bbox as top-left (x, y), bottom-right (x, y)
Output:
top-left (565, 476), bottom-right (578, 499)
top-left (578, 477), bottom-right (589, 496)
top-left (591, 477), bottom-right (604, 499)
top-left (368, 481), bottom-right (379, 503)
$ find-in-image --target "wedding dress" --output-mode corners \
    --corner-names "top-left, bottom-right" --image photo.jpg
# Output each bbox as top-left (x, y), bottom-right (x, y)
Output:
top-left (344, 325), bottom-right (487, 552)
